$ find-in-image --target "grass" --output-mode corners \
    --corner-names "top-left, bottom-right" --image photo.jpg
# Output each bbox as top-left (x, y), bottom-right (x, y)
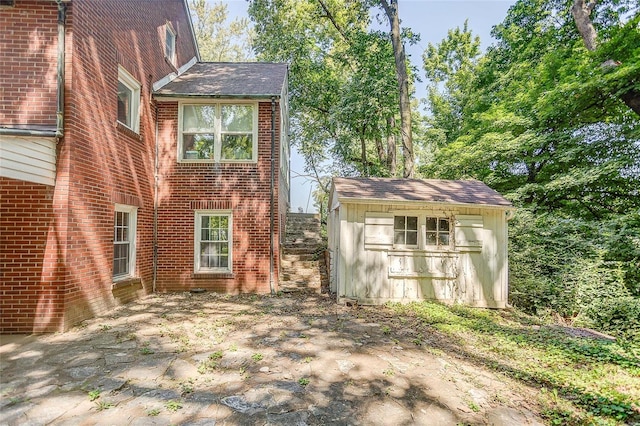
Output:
top-left (385, 301), bottom-right (640, 425)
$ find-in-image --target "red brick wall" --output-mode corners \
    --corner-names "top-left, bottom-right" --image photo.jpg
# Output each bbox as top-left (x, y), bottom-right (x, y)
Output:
top-left (0, 178), bottom-right (66, 333)
top-left (0, 0), bottom-right (58, 126)
top-left (155, 101), bottom-right (282, 293)
top-left (0, 0), bottom-right (198, 333)
top-left (58, 0), bottom-right (198, 328)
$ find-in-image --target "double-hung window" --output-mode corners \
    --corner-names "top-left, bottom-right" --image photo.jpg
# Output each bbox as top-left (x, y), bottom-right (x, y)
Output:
top-left (180, 103), bottom-right (257, 162)
top-left (195, 211), bottom-right (232, 273)
top-left (113, 205), bottom-right (137, 280)
top-left (117, 66), bottom-right (141, 133)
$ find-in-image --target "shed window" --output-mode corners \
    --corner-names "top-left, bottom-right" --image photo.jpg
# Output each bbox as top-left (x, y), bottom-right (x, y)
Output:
top-left (394, 216), bottom-right (418, 246)
top-left (426, 217), bottom-right (451, 246)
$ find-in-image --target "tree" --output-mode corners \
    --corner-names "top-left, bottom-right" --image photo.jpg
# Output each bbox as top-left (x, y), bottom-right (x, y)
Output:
top-left (248, 0), bottom-right (418, 182)
top-left (379, 0), bottom-right (414, 177)
top-left (189, 0), bottom-right (254, 61)
top-left (571, 0), bottom-right (640, 115)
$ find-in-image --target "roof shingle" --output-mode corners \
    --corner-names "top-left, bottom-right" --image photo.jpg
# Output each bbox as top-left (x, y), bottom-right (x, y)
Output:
top-left (332, 177), bottom-right (513, 207)
top-left (154, 62), bottom-right (288, 98)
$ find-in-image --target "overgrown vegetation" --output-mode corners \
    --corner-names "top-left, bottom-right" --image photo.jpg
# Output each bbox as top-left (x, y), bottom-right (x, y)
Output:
top-left (386, 301), bottom-right (640, 425)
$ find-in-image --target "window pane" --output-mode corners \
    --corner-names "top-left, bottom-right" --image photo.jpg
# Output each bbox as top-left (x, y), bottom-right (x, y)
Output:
top-left (406, 231), bottom-right (418, 245)
top-left (440, 233), bottom-right (450, 246)
top-left (439, 219), bottom-right (450, 231)
top-left (183, 105), bottom-right (215, 132)
top-left (221, 134), bottom-right (252, 160)
top-left (117, 81), bottom-right (132, 126)
top-left (426, 217), bottom-right (437, 231)
top-left (201, 228), bottom-right (211, 241)
top-left (407, 216), bottom-right (418, 231)
top-left (394, 216), bottom-right (405, 230)
top-left (183, 134), bottom-right (215, 159)
top-left (394, 231), bottom-right (405, 245)
top-left (165, 27), bottom-right (175, 60)
top-left (221, 105), bottom-right (253, 132)
top-left (426, 232), bottom-right (437, 245)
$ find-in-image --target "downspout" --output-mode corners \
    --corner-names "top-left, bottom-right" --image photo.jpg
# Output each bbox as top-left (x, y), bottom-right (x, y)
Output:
top-left (269, 97), bottom-right (276, 295)
top-left (152, 104), bottom-right (159, 293)
top-left (56, 0), bottom-right (66, 138)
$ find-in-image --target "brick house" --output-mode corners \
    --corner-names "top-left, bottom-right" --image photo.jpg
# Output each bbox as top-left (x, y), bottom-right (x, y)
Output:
top-left (0, 0), bottom-right (290, 333)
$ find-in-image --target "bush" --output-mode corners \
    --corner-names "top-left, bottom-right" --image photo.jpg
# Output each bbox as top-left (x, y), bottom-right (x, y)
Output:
top-left (508, 209), bottom-right (640, 339)
top-left (580, 296), bottom-right (640, 340)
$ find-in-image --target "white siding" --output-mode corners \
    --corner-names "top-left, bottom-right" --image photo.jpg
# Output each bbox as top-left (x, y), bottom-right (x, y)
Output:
top-left (332, 198), bottom-right (510, 308)
top-left (0, 136), bottom-right (56, 186)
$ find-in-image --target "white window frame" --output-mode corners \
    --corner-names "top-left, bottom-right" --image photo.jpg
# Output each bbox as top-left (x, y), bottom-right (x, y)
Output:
top-left (425, 216), bottom-right (453, 248)
top-left (113, 204), bottom-right (137, 280)
top-left (194, 210), bottom-right (233, 273)
top-left (165, 22), bottom-right (176, 66)
top-left (117, 66), bottom-right (141, 133)
top-left (393, 215), bottom-right (419, 249)
top-left (178, 101), bottom-right (258, 163)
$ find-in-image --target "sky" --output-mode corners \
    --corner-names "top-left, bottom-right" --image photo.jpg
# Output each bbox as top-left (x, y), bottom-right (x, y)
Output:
top-left (222, 0), bottom-right (517, 213)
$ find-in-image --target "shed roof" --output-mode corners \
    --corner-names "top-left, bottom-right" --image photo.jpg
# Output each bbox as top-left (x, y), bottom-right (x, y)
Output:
top-left (154, 62), bottom-right (288, 98)
top-left (332, 177), bottom-right (513, 208)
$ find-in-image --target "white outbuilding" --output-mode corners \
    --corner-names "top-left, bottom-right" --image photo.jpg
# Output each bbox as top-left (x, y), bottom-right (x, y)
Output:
top-left (327, 177), bottom-right (515, 308)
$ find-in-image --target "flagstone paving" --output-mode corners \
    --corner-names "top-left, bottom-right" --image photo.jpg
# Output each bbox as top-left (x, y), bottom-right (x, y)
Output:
top-left (1, 292), bottom-right (544, 425)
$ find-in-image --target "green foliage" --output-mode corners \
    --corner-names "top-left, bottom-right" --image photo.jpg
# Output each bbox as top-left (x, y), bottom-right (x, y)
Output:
top-left (248, 0), bottom-right (419, 180)
top-left (198, 350), bottom-right (223, 373)
top-left (189, 0), bottom-right (254, 61)
top-left (508, 209), bottom-right (640, 340)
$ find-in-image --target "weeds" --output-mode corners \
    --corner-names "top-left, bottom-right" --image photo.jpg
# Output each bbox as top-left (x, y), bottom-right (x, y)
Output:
top-left (198, 350), bottom-right (223, 374)
top-left (165, 400), bottom-right (182, 412)
top-left (251, 353), bottom-right (263, 362)
top-left (387, 301), bottom-right (640, 425)
top-left (87, 389), bottom-right (101, 401)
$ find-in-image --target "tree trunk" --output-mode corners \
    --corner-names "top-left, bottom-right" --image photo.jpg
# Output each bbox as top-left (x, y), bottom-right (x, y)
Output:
top-left (571, 0), bottom-right (640, 116)
top-left (379, 0), bottom-right (414, 178)
top-left (386, 116), bottom-right (397, 176)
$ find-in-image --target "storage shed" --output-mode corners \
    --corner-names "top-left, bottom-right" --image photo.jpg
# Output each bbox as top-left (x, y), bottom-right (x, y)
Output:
top-left (328, 177), bottom-right (515, 308)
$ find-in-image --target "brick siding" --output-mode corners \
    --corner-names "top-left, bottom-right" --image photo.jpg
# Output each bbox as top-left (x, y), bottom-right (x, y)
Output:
top-left (155, 102), bottom-right (283, 293)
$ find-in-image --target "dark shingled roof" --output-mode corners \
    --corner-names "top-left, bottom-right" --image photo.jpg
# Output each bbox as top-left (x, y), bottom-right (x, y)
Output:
top-left (154, 62), bottom-right (288, 98)
top-left (332, 177), bottom-right (513, 207)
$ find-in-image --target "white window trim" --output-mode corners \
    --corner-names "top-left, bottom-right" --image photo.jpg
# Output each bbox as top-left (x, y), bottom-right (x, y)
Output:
top-left (117, 65), bottom-right (141, 133)
top-left (113, 204), bottom-right (137, 281)
top-left (178, 100), bottom-right (258, 163)
top-left (194, 210), bottom-right (233, 273)
top-left (391, 212), bottom-right (455, 251)
top-left (165, 22), bottom-right (176, 66)
top-left (393, 215), bottom-right (419, 249)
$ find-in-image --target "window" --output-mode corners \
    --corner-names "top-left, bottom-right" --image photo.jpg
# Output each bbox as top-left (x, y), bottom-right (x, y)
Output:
top-left (117, 66), bottom-right (141, 133)
top-left (426, 217), bottom-right (451, 247)
top-left (195, 211), bottom-right (232, 273)
top-left (165, 23), bottom-right (176, 65)
top-left (394, 215), bottom-right (418, 246)
top-left (180, 103), bottom-right (257, 162)
top-left (113, 205), bottom-right (137, 279)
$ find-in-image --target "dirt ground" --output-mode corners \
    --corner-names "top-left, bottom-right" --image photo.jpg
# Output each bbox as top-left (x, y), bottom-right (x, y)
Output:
top-left (0, 292), bottom-right (546, 425)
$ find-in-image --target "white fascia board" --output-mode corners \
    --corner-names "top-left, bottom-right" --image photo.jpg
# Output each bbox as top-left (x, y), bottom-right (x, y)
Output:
top-left (152, 56), bottom-right (197, 92)
top-left (336, 196), bottom-right (515, 211)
